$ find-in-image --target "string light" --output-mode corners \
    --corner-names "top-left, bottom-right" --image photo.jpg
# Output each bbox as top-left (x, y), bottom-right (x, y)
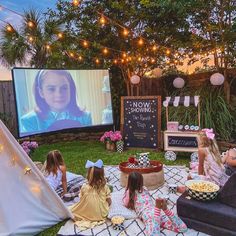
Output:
top-left (151, 58), bottom-right (155, 63)
top-left (78, 56), bottom-right (82, 60)
top-left (103, 48), bottom-right (108, 54)
top-left (123, 28), bottom-right (129, 36)
top-left (122, 52), bottom-right (127, 58)
top-left (57, 32), bottom-right (63, 39)
top-left (166, 49), bottom-right (171, 55)
top-left (28, 36), bottom-right (34, 42)
top-left (24, 166), bottom-right (32, 175)
top-left (138, 38), bottom-right (144, 46)
top-left (27, 21), bottom-right (34, 28)
top-left (0, 4), bottom-right (188, 67)
top-left (152, 45), bottom-right (157, 51)
top-left (6, 25), bottom-right (13, 32)
top-left (83, 40), bottom-right (88, 47)
top-left (69, 52), bottom-right (74, 57)
top-left (114, 59), bottom-right (118, 64)
top-left (99, 16), bottom-right (106, 25)
top-left (95, 58), bottom-right (99, 64)
top-left (72, 0), bottom-right (80, 6)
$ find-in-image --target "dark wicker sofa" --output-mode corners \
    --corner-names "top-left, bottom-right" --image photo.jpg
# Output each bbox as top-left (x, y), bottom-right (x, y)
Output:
top-left (177, 173), bottom-right (236, 236)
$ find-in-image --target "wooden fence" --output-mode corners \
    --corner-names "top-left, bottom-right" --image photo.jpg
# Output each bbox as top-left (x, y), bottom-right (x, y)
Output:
top-left (0, 81), bottom-right (17, 136)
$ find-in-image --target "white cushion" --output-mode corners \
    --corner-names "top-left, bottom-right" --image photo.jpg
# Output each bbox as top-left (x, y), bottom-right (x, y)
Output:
top-left (108, 191), bottom-right (137, 219)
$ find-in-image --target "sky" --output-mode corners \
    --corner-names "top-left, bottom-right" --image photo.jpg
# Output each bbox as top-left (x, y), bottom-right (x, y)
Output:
top-left (0, 0), bottom-right (58, 80)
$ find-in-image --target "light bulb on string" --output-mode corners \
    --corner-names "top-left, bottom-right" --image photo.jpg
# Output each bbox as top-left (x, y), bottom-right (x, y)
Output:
top-left (95, 58), bottom-right (99, 64)
top-left (152, 45), bottom-right (157, 51)
top-left (72, 0), bottom-right (80, 6)
top-left (24, 166), bottom-right (32, 175)
top-left (99, 16), bottom-right (106, 25)
top-left (57, 32), bottom-right (63, 39)
top-left (113, 59), bottom-right (118, 64)
top-left (6, 25), bottom-right (13, 32)
top-left (138, 38), bottom-right (144, 46)
top-left (27, 21), bottom-right (34, 28)
top-left (28, 36), bottom-right (34, 42)
top-left (83, 41), bottom-right (88, 47)
top-left (45, 44), bottom-right (50, 50)
top-left (70, 52), bottom-right (74, 57)
top-left (122, 52), bottom-right (127, 58)
top-left (123, 28), bottom-right (129, 36)
top-left (151, 58), bottom-right (155, 63)
top-left (103, 48), bottom-right (108, 54)
top-left (166, 49), bottom-right (171, 55)
top-left (78, 56), bottom-right (82, 61)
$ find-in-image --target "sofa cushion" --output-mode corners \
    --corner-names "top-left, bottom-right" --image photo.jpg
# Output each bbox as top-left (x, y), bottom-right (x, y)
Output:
top-left (177, 192), bottom-right (236, 232)
top-left (218, 172), bottom-right (236, 208)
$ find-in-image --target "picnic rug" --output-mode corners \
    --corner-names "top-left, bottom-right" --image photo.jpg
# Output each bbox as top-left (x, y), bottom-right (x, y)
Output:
top-left (57, 165), bottom-right (209, 236)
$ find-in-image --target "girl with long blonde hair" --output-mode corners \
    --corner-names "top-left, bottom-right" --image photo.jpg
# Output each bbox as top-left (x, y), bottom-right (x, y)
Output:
top-left (71, 159), bottom-right (111, 226)
top-left (198, 128), bottom-right (229, 186)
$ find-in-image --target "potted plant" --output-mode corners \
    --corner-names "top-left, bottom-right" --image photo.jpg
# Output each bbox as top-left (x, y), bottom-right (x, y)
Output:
top-left (100, 131), bottom-right (122, 151)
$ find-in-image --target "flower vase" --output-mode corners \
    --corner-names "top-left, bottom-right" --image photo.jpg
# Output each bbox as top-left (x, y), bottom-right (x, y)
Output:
top-left (105, 141), bottom-right (116, 151)
top-left (116, 140), bottom-right (124, 153)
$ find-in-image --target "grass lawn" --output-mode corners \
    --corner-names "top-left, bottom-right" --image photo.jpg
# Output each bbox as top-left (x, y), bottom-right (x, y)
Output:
top-left (32, 140), bottom-right (190, 236)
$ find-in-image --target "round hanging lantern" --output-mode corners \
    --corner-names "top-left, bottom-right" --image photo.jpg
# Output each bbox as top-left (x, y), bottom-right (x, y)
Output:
top-left (173, 77), bottom-right (185, 88)
top-left (210, 73), bottom-right (224, 86)
top-left (130, 75), bottom-right (140, 85)
top-left (152, 68), bottom-right (163, 78)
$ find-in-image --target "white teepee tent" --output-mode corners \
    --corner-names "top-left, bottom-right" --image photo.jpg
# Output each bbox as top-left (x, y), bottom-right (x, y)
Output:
top-left (0, 120), bottom-right (73, 236)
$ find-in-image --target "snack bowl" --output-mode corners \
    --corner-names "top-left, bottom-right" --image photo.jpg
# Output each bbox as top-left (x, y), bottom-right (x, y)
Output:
top-left (111, 215), bottom-right (125, 231)
top-left (185, 180), bottom-right (219, 201)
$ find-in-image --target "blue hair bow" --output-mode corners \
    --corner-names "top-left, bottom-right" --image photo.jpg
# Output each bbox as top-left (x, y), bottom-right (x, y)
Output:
top-left (85, 159), bottom-right (103, 169)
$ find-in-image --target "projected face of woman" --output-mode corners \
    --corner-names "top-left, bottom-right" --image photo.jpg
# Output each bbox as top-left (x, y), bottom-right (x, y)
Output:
top-left (39, 72), bottom-right (71, 113)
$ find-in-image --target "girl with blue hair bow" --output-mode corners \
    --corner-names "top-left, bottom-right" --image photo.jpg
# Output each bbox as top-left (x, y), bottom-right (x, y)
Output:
top-left (70, 159), bottom-right (112, 228)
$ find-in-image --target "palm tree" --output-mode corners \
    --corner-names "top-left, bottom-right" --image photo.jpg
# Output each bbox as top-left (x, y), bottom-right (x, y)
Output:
top-left (0, 9), bottom-right (62, 68)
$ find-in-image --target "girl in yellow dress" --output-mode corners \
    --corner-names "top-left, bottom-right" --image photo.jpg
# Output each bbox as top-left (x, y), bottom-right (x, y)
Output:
top-left (70, 159), bottom-right (111, 228)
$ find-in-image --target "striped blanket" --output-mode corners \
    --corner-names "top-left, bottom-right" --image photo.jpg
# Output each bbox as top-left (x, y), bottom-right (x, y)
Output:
top-left (56, 174), bottom-right (86, 203)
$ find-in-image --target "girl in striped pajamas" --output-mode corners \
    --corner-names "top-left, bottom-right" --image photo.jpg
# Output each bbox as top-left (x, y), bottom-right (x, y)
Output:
top-left (123, 172), bottom-right (187, 236)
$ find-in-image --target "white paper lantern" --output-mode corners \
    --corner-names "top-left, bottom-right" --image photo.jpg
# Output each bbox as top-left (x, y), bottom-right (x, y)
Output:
top-left (152, 68), bottom-right (163, 78)
top-left (173, 77), bottom-right (185, 88)
top-left (130, 75), bottom-right (140, 85)
top-left (210, 73), bottom-right (224, 86)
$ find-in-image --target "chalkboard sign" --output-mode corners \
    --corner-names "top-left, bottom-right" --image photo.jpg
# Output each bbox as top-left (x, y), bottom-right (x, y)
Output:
top-left (164, 131), bottom-right (199, 153)
top-left (120, 96), bottom-right (161, 149)
top-left (168, 136), bottom-right (197, 148)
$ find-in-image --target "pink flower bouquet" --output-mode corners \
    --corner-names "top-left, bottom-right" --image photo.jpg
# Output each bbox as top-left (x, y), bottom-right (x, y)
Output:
top-left (21, 141), bottom-right (39, 156)
top-left (100, 131), bottom-right (122, 143)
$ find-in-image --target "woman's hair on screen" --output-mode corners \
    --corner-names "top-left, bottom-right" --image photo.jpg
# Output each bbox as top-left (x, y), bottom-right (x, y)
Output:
top-left (34, 69), bottom-right (84, 118)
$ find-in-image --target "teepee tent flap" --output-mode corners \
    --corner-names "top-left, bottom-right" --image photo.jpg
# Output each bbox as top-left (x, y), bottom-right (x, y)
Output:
top-left (0, 120), bottom-right (73, 236)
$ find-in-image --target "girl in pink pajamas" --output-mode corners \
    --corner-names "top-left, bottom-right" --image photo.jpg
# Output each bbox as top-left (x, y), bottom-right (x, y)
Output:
top-left (123, 172), bottom-right (187, 236)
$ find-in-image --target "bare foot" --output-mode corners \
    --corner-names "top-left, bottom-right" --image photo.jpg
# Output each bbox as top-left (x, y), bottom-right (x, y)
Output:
top-left (187, 174), bottom-right (193, 180)
top-left (156, 198), bottom-right (163, 209)
top-left (177, 186), bottom-right (186, 193)
top-left (162, 199), bottom-right (167, 211)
